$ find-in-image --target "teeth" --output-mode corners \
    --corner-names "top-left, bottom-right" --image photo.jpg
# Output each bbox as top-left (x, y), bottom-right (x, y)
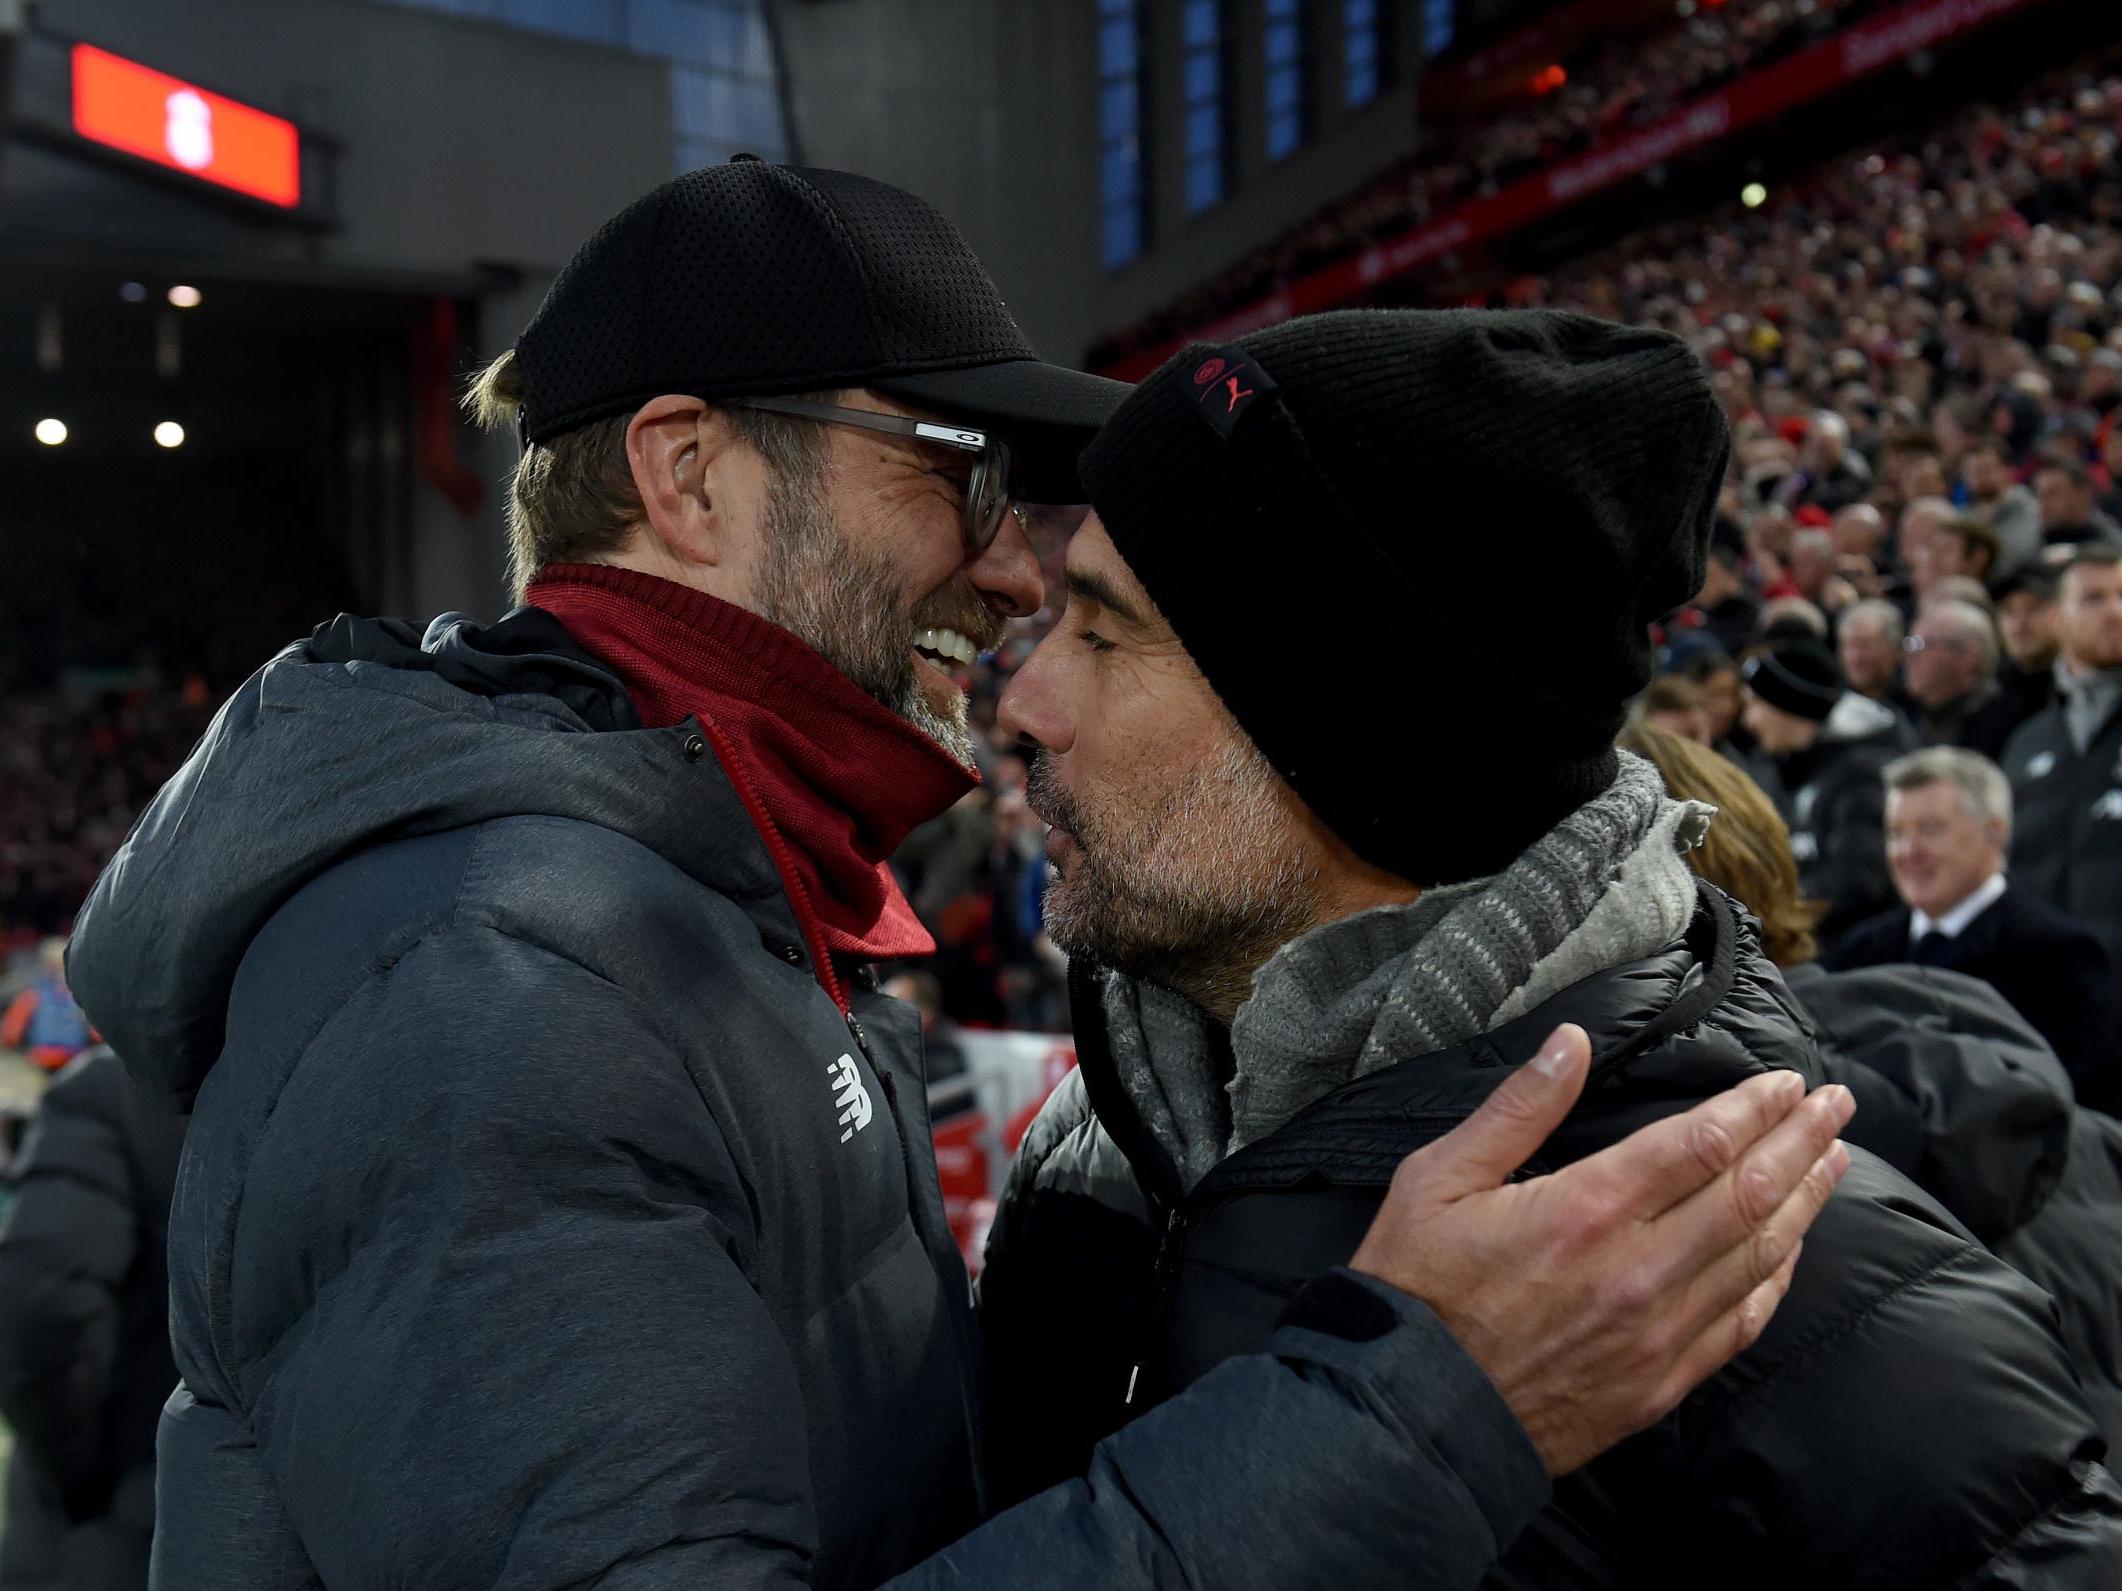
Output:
top-left (914, 627), bottom-right (979, 666)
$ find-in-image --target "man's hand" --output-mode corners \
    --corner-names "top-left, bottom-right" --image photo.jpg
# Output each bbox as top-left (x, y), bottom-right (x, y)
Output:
top-left (1349, 1022), bottom-right (1853, 1476)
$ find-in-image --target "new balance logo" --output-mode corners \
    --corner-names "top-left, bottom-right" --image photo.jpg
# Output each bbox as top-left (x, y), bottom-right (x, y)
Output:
top-left (827, 1054), bottom-right (872, 1143)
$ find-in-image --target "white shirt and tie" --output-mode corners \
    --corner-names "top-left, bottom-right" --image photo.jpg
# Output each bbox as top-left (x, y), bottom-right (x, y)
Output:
top-left (1909, 871), bottom-right (2007, 960)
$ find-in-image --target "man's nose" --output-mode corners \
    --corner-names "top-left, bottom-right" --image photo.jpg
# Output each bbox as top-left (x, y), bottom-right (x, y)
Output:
top-left (965, 505), bottom-right (1043, 621)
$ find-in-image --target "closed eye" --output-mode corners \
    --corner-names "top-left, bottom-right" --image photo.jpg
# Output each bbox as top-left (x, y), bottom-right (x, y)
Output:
top-left (1079, 628), bottom-right (1116, 655)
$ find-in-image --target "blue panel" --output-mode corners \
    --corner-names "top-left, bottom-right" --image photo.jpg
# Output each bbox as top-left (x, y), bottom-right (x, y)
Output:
top-left (1183, 0), bottom-right (1219, 50)
top-left (1267, 69), bottom-right (1301, 114)
top-left (1185, 102), bottom-right (1220, 158)
top-left (1424, 0), bottom-right (1456, 56)
top-left (1184, 50), bottom-right (1218, 103)
top-left (1186, 155), bottom-right (1222, 214)
top-left (1268, 109), bottom-right (1302, 159)
top-left (1100, 80), bottom-right (1139, 140)
top-left (1099, 14), bottom-right (1137, 76)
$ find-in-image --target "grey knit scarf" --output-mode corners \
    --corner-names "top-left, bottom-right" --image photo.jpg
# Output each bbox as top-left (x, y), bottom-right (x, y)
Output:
top-left (1097, 753), bottom-right (1714, 1190)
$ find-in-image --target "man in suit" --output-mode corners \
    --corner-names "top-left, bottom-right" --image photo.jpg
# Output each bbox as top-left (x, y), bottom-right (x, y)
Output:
top-left (1829, 745), bottom-right (2118, 1114)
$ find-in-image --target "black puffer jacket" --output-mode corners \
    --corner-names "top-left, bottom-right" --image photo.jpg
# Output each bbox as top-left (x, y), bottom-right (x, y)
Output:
top-left (1787, 960), bottom-right (2122, 1445)
top-left (65, 609), bottom-right (1554, 1591)
top-left (0, 1048), bottom-right (184, 1591)
top-left (987, 886), bottom-right (2122, 1588)
top-left (1778, 694), bottom-right (1911, 948)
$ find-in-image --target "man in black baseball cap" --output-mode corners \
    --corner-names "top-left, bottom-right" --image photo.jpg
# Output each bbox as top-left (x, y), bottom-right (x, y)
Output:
top-left (74, 170), bottom-right (1866, 1591)
top-left (985, 308), bottom-right (2122, 1582)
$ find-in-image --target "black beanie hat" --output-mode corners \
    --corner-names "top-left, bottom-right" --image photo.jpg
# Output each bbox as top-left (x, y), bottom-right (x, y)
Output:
top-left (1080, 308), bottom-right (1731, 888)
top-left (1743, 641), bottom-right (1843, 723)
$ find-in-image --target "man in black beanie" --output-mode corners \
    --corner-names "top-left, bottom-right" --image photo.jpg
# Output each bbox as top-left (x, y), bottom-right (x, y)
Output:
top-left (984, 308), bottom-right (2122, 1585)
top-left (1741, 636), bottom-right (1911, 944)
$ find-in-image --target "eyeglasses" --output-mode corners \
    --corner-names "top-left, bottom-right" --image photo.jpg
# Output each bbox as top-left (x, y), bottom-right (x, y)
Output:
top-left (1903, 634), bottom-right (1975, 654)
top-left (721, 396), bottom-right (1015, 555)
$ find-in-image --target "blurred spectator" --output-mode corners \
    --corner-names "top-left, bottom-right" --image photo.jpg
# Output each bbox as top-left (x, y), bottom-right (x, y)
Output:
top-left (1688, 524), bottom-right (1761, 656)
top-left (1742, 637), bottom-right (1910, 944)
top-left (1998, 566), bottom-right (2064, 724)
top-left (1961, 439), bottom-right (2044, 577)
top-left (1899, 496), bottom-right (1960, 612)
top-left (1628, 675), bottom-right (1713, 744)
top-left (2036, 459), bottom-right (2122, 553)
top-left (1837, 598), bottom-right (1905, 702)
top-left (0, 1048), bottom-right (185, 1591)
top-left (2005, 545), bottom-right (2122, 977)
top-left (1829, 748), bottom-right (2118, 1113)
top-left (0, 685), bottom-right (212, 947)
top-left (1, 941), bottom-right (94, 1074)
top-left (1903, 599), bottom-right (2020, 759)
top-left (1622, 721), bottom-right (2122, 1444)
top-left (1934, 518), bottom-right (2004, 588)
top-left (883, 970), bottom-right (969, 1083)
top-left (1782, 410), bottom-right (1873, 512)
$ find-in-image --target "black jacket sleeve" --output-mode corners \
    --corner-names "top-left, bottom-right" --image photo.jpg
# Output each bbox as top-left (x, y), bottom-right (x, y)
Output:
top-left (1813, 756), bottom-right (1896, 945)
top-left (0, 1053), bottom-right (141, 1508)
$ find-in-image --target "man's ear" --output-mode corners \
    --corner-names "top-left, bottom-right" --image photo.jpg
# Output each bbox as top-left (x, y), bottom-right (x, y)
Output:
top-left (1987, 814), bottom-right (2011, 854)
top-left (625, 395), bottom-right (761, 573)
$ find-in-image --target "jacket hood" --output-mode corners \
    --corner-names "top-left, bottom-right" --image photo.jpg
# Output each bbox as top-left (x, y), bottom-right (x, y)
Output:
top-left (67, 609), bottom-right (789, 1101)
top-left (1785, 960), bottom-right (2072, 1242)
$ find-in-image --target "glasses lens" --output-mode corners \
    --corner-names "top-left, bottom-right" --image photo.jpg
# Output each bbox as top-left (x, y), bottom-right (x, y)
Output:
top-left (968, 440), bottom-right (1011, 551)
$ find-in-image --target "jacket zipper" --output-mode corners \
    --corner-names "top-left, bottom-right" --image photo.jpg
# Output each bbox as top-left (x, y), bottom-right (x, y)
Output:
top-left (688, 715), bottom-right (849, 1014)
top-left (1126, 1204), bottom-right (1190, 1406)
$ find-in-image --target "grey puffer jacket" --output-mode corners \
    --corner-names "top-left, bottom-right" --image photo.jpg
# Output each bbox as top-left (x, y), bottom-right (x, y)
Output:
top-left (1788, 960), bottom-right (2122, 1446)
top-left (67, 608), bottom-right (1551, 1591)
top-left (986, 887), bottom-right (2122, 1588)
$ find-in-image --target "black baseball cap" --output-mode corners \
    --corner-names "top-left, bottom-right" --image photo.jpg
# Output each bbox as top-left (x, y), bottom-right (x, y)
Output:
top-left (512, 157), bottom-right (1129, 502)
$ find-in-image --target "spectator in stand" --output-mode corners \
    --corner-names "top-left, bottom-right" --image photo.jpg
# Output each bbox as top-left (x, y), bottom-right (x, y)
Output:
top-left (1903, 600), bottom-right (2021, 760)
top-left (1, 940), bottom-right (94, 1074)
top-left (1962, 439), bottom-right (2045, 577)
top-left (1934, 518), bottom-right (2003, 589)
top-left (2099, 427), bottom-right (2122, 525)
top-left (1629, 676), bottom-right (1713, 745)
top-left (1828, 748), bottom-right (2117, 1116)
top-left (0, 1047), bottom-right (186, 1591)
top-left (1621, 721), bottom-right (2122, 1445)
top-left (1787, 527), bottom-right (1849, 612)
top-left (1837, 598), bottom-right (1905, 704)
top-left (1742, 637), bottom-right (1909, 945)
top-left (1781, 410), bottom-right (1872, 511)
top-left (1897, 496), bottom-right (1958, 613)
top-left (881, 970), bottom-right (969, 1083)
top-left (2005, 545), bottom-right (2122, 980)
top-left (1998, 566), bottom-right (2063, 726)
top-left (1690, 521), bottom-right (1760, 656)
top-left (2036, 459), bottom-right (2122, 554)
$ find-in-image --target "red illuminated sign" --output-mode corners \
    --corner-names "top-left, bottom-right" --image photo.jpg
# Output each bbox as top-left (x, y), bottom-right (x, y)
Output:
top-left (70, 44), bottom-right (301, 209)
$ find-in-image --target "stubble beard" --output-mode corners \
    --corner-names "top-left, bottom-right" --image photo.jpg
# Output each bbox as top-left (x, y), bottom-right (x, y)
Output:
top-left (750, 466), bottom-right (981, 769)
top-left (1029, 742), bottom-right (1323, 1018)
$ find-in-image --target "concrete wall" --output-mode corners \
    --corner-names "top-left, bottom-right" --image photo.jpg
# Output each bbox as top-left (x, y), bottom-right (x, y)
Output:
top-left (774, 0), bottom-right (1424, 366)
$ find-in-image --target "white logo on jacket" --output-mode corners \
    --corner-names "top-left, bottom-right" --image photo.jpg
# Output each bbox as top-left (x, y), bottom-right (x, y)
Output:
top-left (2024, 751), bottom-right (2057, 780)
top-left (827, 1054), bottom-right (872, 1143)
top-left (2093, 791), bottom-right (2122, 822)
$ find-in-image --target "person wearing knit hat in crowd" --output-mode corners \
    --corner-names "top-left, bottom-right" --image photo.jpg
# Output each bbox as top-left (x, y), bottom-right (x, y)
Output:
top-left (982, 307), bottom-right (2122, 1586)
top-left (57, 166), bottom-right (1854, 1591)
top-left (1741, 636), bottom-right (1911, 945)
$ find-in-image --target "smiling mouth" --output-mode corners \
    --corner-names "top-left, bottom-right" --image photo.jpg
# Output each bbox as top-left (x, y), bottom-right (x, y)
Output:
top-left (912, 626), bottom-right (981, 670)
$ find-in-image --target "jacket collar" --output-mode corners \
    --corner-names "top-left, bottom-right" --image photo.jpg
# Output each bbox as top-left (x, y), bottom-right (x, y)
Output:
top-left (1070, 884), bottom-right (1809, 1208)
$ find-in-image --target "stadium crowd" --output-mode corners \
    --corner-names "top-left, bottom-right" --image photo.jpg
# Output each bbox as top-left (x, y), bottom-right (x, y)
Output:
top-left (1090, 0), bottom-right (1886, 369)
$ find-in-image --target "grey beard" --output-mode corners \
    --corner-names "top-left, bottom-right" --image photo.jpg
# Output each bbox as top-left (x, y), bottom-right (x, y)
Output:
top-left (1032, 744), bottom-right (1321, 1019)
top-left (750, 470), bottom-right (978, 770)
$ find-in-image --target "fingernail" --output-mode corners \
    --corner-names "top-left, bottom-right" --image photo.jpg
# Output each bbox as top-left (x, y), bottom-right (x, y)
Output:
top-left (1827, 1141), bottom-right (1851, 1178)
top-left (1824, 1084), bottom-right (1856, 1124)
top-left (1774, 1070), bottom-right (1805, 1104)
top-left (1531, 1027), bottom-right (1576, 1078)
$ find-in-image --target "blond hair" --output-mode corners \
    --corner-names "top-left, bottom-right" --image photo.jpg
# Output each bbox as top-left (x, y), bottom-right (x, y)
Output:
top-left (464, 350), bottom-right (827, 602)
top-left (1617, 722), bottom-right (1823, 968)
